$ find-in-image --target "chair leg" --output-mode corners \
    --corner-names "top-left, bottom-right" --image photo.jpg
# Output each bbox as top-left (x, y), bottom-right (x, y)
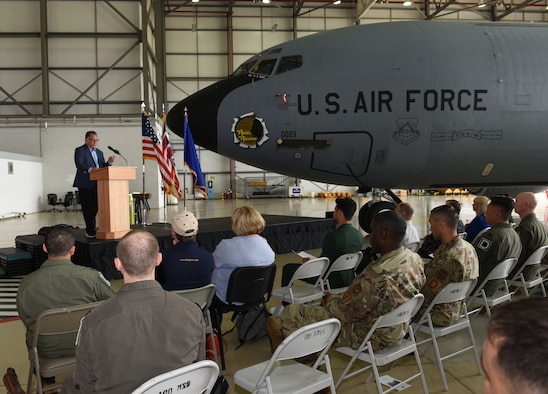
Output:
top-left (413, 348), bottom-right (429, 394)
top-left (27, 368), bottom-right (34, 394)
top-left (466, 323), bottom-right (482, 375)
top-left (205, 310), bottom-right (219, 365)
top-left (367, 343), bottom-right (384, 394)
top-left (211, 307), bottom-right (226, 370)
top-left (427, 320), bottom-right (449, 391)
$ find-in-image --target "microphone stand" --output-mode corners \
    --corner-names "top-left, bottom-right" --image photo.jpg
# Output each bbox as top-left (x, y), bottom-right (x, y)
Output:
top-left (117, 153), bottom-right (129, 166)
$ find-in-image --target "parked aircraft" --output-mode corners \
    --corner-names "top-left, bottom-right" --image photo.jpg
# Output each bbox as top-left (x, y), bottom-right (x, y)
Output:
top-left (167, 21), bottom-right (548, 231)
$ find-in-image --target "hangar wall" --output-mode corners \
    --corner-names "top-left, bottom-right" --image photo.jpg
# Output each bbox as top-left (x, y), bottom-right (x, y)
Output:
top-left (1, 0), bottom-right (547, 213)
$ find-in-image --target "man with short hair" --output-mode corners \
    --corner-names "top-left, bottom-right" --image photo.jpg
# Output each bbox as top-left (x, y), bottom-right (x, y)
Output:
top-left (64, 230), bottom-right (205, 393)
top-left (395, 202), bottom-right (420, 247)
top-left (268, 210), bottom-right (425, 352)
top-left (73, 131), bottom-right (115, 238)
top-left (16, 226), bottom-right (114, 359)
top-left (281, 197), bottom-right (363, 289)
top-left (158, 210), bottom-right (214, 290)
top-left (482, 297), bottom-right (548, 394)
top-left (415, 205), bottom-right (479, 326)
top-left (472, 195), bottom-right (521, 295)
top-left (509, 192), bottom-right (548, 280)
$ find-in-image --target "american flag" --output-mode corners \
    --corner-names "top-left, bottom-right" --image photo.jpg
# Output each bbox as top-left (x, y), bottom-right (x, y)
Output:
top-left (142, 112), bottom-right (182, 199)
top-left (142, 113), bottom-right (159, 161)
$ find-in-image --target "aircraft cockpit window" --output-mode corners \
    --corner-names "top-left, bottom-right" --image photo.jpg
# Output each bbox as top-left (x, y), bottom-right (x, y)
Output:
top-left (275, 55), bottom-right (303, 75)
top-left (251, 59), bottom-right (278, 77)
top-left (232, 60), bottom-right (257, 77)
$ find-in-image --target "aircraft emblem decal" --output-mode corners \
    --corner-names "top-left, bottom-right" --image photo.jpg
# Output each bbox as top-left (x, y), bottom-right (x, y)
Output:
top-left (393, 118), bottom-right (420, 145)
top-left (231, 112), bottom-right (270, 148)
top-left (430, 129), bottom-right (503, 142)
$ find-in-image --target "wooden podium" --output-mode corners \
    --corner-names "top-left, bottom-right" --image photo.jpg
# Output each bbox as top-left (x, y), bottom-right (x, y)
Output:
top-left (90, 166), bottom-right (136, 240)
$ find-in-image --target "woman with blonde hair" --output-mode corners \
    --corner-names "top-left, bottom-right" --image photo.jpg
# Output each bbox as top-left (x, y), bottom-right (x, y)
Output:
top-left (211, 206), bottom-right (275, 304)
top-left (465, 195), bottom-right (491, 242)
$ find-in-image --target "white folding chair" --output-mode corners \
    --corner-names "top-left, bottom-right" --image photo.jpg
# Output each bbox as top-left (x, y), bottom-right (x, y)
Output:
top-left (322, 252), bottom-right (363, 294)
top-left (131, 360), bottom-right (219, 394)
top-left (27, 301), bottom-right (104, 394)
top-left (173, 284), bottom-right (219, 364)
top-left (508, 245), bottom-right (548, 298)
top-left (334, 294), bottom-right (428, 394)
top-left (467, 257), bottom-right (517, 317)
top-left (405, 242), bottom-right (421, 253)
top-left (270, 257), bottom-right (329, 316)
top-left (414, 280), bottom-right (481, 391)
top-left (234, 318), bottom-right (340, 394)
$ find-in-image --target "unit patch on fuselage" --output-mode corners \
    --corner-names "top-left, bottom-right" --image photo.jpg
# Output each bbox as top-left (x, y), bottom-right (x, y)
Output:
top-left (393, 118), bottom-right (420, 145)
top-left (231, 112), bottom-right (269, 148)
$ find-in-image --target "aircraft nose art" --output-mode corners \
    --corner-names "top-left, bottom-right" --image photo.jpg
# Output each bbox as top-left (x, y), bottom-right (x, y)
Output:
top-left (167, 75), bottom-right (252, 152)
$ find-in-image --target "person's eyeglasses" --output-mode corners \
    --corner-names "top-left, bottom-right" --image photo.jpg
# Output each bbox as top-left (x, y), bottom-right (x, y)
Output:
top-left (87, 138), bottom-right (99, 142)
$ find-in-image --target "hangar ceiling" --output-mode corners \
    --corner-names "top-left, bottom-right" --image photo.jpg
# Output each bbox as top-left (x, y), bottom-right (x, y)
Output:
top-left (164, 0), bottom-right (548, 20)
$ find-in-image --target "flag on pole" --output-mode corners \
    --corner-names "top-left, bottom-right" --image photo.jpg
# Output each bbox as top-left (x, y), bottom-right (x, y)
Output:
top-left (161, 114), bottom-right (183, 200)
top-left (184, 112), bottom-right (208, 199)
top-left (142, 112), bottom-right (182, 199)
top-left (142, 113), bottom-right (158, 161)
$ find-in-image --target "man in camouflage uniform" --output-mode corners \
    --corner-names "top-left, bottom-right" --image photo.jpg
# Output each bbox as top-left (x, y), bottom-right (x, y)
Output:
top-left (509, 192), bottom-right (548, 280)
top-left (471, 195), bottom-right (521, 296)
top-left (267, 210), bottom-right (425, 351)
top-left (415, 205), bottom-right (479, 326)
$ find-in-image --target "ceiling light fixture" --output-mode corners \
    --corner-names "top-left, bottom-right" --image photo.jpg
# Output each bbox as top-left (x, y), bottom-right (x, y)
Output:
top-left (333, 0), bottom-right (342, 4)
top-left (192, 0), bottom-right (199, 3)
top-left (403, 0), bottom-right (413, 6)
top-left (478, 0), bottom-right (487, 7)
top-left (262, 0), bottom-right (271, 3)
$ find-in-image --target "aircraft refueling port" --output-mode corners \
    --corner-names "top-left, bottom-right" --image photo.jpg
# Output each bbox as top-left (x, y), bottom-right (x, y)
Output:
top-left (482, 162), bottom-right (495, 176)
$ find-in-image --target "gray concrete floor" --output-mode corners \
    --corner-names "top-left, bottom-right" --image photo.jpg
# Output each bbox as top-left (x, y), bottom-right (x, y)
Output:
top-left (2, 192), bottom-right (547, 393)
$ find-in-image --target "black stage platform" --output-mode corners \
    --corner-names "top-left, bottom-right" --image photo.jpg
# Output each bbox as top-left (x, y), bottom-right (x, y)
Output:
top-left (69, 215), bottom-right (335, 280)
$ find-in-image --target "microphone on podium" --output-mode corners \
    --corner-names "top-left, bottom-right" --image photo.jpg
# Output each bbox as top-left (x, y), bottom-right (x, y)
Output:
top-left (108, 146), bottom-right (128, 166)
top-left (108, 146), bottom-right (120, 155)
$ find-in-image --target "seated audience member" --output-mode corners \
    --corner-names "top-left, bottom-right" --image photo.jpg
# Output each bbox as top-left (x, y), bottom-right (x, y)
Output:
top-left (16, 225), bottom-right (114, 359)
top-left (211, 206), bottom-right (275, 305)
top-left (414, 205), bottom-right (479, 326)
top-left (281, 197), bottom-right (363, 289)
top-left (509, 192), bottom-right (548, 280)
top-left (472, 195), bottom-right (521, 295)
top-left (62, 230), bottom-right (205, 394)
top-left (465, 196), bottom-right (491, 242)
top-left (483, 297), bottom-right (548, 394)
top-left (418, 199), bottom-right (465, 258)
top-left (267, 210), bottom-right (425, 352)
top-left (158, 210), bottom-right (214, 290)
top-left (395, 202), bottom-right (420, 247)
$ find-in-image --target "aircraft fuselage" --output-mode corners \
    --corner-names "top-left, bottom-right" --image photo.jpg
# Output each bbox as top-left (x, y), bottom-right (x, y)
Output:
top-left (167, 21), bottom-right (548, 191)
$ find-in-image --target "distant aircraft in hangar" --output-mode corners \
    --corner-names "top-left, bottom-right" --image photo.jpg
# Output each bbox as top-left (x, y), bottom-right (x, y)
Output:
top-left (167, 20), bottom-right (548, 231)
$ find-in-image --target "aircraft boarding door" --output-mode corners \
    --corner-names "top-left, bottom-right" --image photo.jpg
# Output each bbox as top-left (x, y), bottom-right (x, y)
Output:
top-left (310, 131), bottom-right (372, 179)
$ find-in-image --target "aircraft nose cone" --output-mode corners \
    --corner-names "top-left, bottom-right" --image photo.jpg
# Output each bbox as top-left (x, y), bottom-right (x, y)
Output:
top-left (167, 84), bottom-right (219, 152)
top-left (167, 74), bottom-right (252, 153)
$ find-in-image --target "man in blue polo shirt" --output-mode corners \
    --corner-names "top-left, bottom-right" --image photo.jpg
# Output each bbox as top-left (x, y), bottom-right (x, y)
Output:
top-left (158, 210), bottom-right (214, 290)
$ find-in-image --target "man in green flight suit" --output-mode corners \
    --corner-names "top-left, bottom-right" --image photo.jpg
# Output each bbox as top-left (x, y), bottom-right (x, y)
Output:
top-left (472, 195), bottom-right (521, 296)
top-left (281, 197), bottom-right (363, 289)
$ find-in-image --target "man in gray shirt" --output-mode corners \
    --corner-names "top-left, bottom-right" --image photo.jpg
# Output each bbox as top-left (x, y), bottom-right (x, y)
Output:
top-left (63, 230), bottom-right (205, 394)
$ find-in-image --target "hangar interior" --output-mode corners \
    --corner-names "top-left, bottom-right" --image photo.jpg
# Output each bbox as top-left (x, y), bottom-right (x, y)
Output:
top-left (1, 0), bottom-right (547, 214)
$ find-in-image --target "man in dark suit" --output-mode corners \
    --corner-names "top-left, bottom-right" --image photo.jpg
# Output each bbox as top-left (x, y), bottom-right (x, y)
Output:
top-left (73, 131), bottom-right (114, 238)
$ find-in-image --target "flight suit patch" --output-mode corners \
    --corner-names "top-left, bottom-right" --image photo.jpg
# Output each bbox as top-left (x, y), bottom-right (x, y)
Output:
top-left (477, 237), bottom-right (492, 252)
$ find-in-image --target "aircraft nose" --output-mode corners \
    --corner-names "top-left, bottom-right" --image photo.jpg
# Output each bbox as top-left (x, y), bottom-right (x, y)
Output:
top-left (167, 74), bottom-right (252, 153)
top-left (167, 84), bottom-right (219, 152)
